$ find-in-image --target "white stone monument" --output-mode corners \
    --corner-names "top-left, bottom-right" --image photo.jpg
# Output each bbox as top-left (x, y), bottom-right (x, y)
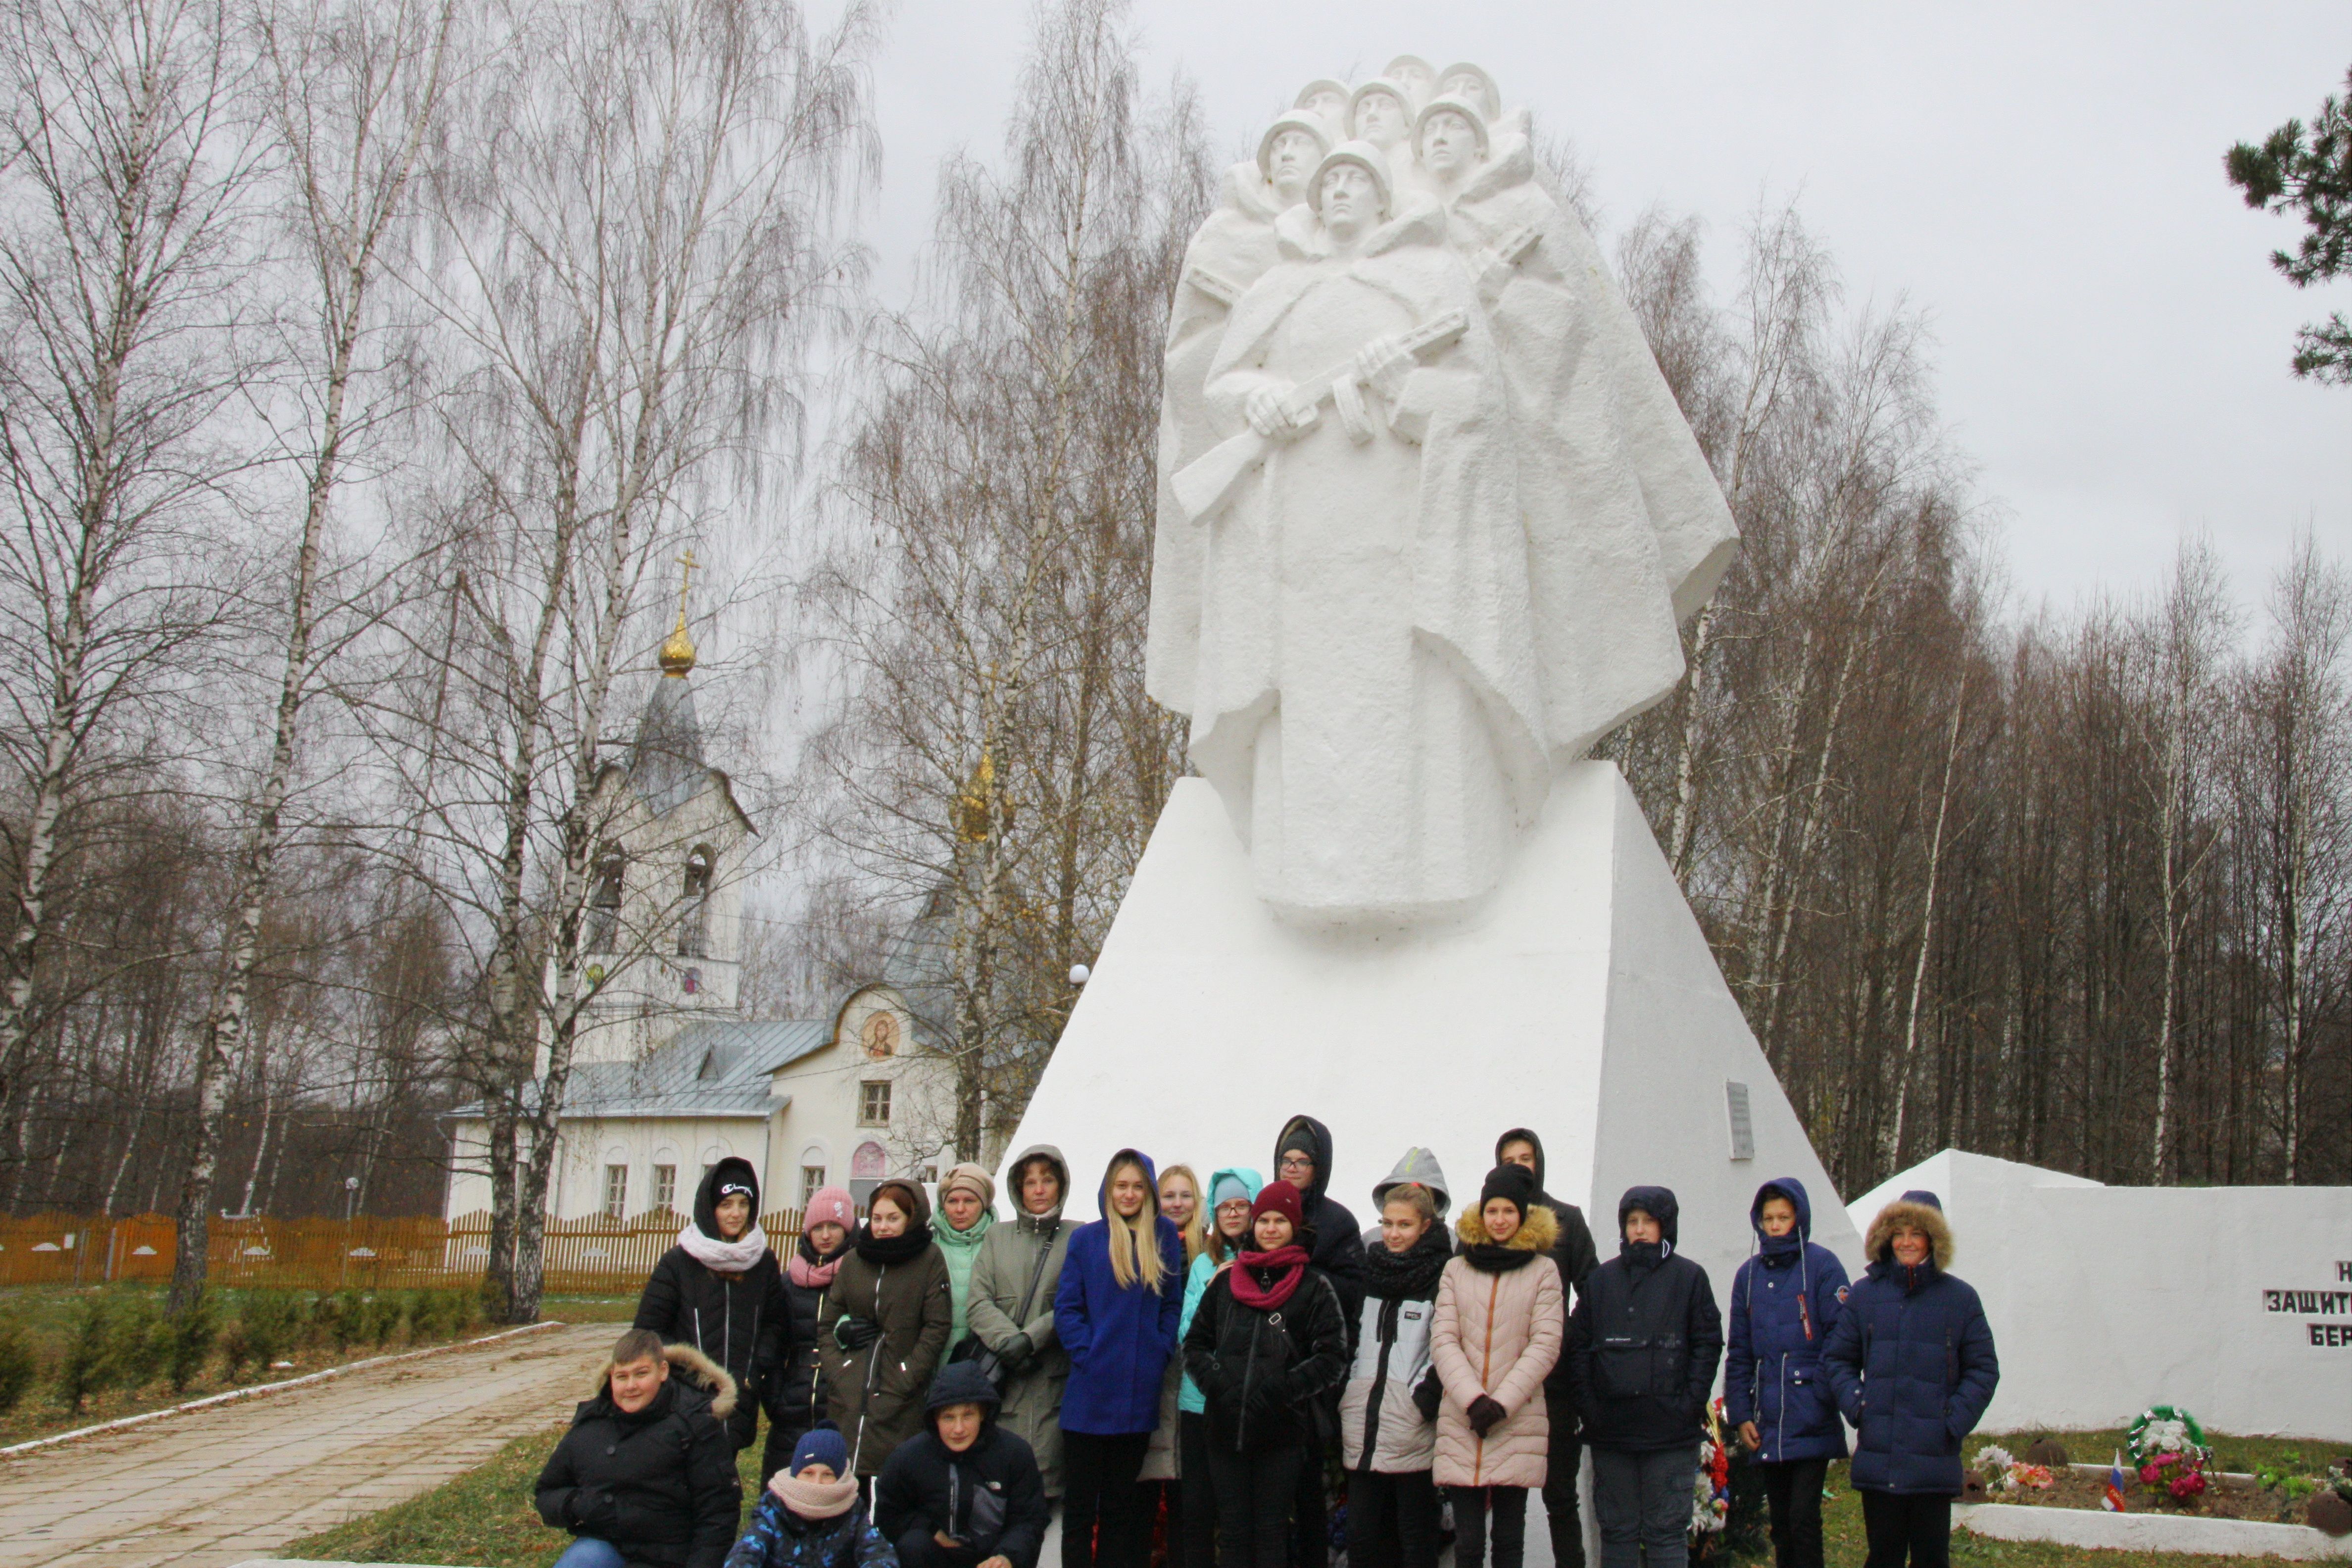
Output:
top-left (1852, 1151), bottom-right (2352, 1441)
top-left (1013, 63), bottom-right (1852, 1288)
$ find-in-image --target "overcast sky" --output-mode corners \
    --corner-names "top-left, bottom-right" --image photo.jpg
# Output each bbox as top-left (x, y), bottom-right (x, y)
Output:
top-left (851, 1), bottom-right (2351, 624)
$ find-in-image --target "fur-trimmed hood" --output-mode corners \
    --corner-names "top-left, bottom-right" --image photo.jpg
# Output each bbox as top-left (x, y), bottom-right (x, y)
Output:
top-left (594, 1342), bottom-right (738, 1421)
top-left (1863, 1196), bottom-right (1954, 1271)
top-left (1456, 1202), bottom-right (1560, 1254)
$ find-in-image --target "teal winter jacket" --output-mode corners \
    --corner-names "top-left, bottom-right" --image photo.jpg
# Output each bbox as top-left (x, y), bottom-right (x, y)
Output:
top-left (1178, 1166), bottom-right (1264, 1415)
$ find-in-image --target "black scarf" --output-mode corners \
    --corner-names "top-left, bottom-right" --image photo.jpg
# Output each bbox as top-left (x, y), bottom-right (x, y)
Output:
top-left (1364, 1223), bottom-right (1452, 1299)
top-left (854, 1223), bottom-right (931, 1267)
top-left (1463, 1236), bottom-right (1540, 1274)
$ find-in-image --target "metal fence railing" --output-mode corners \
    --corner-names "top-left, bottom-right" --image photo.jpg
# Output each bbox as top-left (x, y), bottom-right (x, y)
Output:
top-left (0, 1209), bottom-right (811, 1294)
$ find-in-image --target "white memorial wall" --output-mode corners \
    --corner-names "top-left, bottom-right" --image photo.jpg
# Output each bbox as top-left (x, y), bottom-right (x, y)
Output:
top-left (1850, 1150), bottom-right (2352, 1442)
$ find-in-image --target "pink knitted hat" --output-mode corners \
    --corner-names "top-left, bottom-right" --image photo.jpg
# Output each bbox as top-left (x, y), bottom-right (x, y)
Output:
top-left (804, 1185), bottom-right (855, 1231)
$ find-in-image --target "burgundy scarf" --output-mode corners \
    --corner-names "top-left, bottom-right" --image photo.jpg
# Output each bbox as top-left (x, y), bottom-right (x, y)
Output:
top-left (1231, 1244), bottom-right (1310, 1310)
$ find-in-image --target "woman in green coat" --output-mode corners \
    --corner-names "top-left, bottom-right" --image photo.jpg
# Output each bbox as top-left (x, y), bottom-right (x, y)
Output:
top-left (965, 1143), bottom-right (1073, 1497)
top-left (931, 1163), bottom-right (998, 1348)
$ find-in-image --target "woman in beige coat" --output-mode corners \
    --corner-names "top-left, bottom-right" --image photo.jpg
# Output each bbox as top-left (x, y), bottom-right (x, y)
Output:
top-left (1431, 1164), bottom-right (1564, 1568)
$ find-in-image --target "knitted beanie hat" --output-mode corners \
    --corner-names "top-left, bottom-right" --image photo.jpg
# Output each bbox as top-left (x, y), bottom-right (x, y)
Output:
top-left (1478, 1163), bottom-right (1539, 1220)
top-left (1210, 1171), bottom-right (1256, 1209)
top-left (1250, 1180), bottom-right (1305, 1231)
top-left (791, 1426), bottom-right (850, 1477)
top-left (803, 1186), bottom-right (855, 1232)
top-left (939, 1163), bottom-right (996, 1208)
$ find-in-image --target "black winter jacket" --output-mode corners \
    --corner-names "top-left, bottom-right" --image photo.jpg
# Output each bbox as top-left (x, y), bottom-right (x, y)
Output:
top-left (636, 1158), bottom-right (793, 1447)
top-left (1183, 1260), bottom-right (1351, 1455)
top-left (1494, 1127), bottom-right (1601, 1418)
top-left (1568, 1186), bottom-right (1724, 1454)
top-left (765, 1235), bottom-right (845, 1437)
top-left (874, 1422), bottom-right (1051, 1568)
top-left (536, 1346), bottom-right (743, 1568)
top-left (1276, 1115), bottom-right (1368, 1336)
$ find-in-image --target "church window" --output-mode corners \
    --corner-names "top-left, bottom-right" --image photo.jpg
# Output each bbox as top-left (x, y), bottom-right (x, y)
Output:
top-left (801, 1165), bottom-right (825, 1206)
top-left (858, 1080), bottom-right (892, 1127)
top-left (677, 845), bottom-right (714, 958)
top-left (587, 846), bottom-right (624, 952)
top-left (862, 1012), bottom-right (897, 1058)
top-left (602, 1164), bottom-right (629, 1221)
top-left (651, 1165), bottom-right (677, 1212)
top-left (849, 1140), bottom-right (887, 1208)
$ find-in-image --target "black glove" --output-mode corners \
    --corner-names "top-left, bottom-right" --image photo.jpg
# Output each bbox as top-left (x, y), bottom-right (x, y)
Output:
top-left (1411, 1370), bottom-right (1443, 1423)
top-left (1468, 1394), bottom-right (1507, 1436)
top-left (998, 1331), bottom-right (1034, 1372)
top-left (833, 1316), bottom-right (881, 1352)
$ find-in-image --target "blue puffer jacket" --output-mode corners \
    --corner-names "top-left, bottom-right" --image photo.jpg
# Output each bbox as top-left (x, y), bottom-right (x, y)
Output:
top-left (1178, 1167), bottom-right (1264, 1416)
top-left (1053, 1148), bottom-right (1187, 1436)
top-left (1725, 1177), bottom-right (1850, 1463)
top-left (722, 1491), bottom-right (894, 1568)
top-left (1822, 1191), bottom-right (1999, 1495)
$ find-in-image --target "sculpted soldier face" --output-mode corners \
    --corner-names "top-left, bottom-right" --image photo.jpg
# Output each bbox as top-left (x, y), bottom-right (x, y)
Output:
top-left (1419, 110), bottom-right (1480, 181)
top-left (1439, 70), bottom-right (1498, 118)
top-left (1353, 90), bottom-right (1407, 148)
top-left (1388, 59), bottom-right (1433, 102)
top-left (1300, 85), bottom-right (1347, 122)
top-left (1320, 162), bottom-right (1381, 243)
top-left (1267, 129), bottom-right (1320, 200)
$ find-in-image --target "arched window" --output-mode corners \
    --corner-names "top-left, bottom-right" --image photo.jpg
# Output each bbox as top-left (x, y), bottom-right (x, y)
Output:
top-left (849, 1139), bottom-right (888, 1208)
top-left (677, 843), bottom-right (714, 958)
top-left (586, 846), bottom-right (624, 951)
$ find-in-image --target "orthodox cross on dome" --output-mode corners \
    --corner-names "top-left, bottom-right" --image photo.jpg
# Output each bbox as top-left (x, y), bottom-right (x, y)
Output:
top-left (660, 549), bottom-right (699, 677)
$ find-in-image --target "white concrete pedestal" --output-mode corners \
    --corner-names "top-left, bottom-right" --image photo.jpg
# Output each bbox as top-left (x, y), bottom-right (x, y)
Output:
top-left (1007, 762), bottom-right (1861, 1287)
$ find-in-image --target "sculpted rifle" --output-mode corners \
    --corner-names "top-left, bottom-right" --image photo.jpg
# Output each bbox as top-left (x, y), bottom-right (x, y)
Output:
top-left (1171, 306), bottom-right (1470, 525)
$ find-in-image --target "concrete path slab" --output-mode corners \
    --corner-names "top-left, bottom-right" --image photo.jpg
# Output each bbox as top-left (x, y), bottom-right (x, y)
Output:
top-left (0, 1322), bottom-right (611, 1568)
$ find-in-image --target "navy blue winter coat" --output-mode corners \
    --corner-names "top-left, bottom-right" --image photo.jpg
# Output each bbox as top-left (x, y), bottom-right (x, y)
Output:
top-left (1725, 1177), bottom-right (1850, 1464)
top-left (1821, 1193), bottom-right (1999, 1495)
top-left (1052, 1149), bottom-right (1186, 1436)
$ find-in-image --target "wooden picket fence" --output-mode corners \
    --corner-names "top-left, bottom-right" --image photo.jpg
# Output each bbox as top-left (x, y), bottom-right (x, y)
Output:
top-left (0, 1208), bottom-right (810, 1294)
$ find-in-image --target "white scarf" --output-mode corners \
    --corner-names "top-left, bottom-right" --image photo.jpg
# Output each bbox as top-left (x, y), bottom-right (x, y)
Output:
top-left (678, 1221), bottom-right (770, 1273)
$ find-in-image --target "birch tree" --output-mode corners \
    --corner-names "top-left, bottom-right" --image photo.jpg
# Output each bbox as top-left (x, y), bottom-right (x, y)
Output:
top-left (413, 0), bottom-right (873, 1320)
top-left (804, 0), bottom-right (1204, 1161)
top-left (0, 0), bottom-right (259, 1128)
top-left (170, 0), bottom-right (459, 1310)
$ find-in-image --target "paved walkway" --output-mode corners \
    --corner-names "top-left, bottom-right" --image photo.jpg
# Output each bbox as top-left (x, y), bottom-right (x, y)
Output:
top-left (0, 1322), bottom-right (611, 1568)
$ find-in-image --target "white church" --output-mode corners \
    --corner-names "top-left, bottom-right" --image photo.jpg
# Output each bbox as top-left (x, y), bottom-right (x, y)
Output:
top-left (441, 618), bottom-right (969, 1224)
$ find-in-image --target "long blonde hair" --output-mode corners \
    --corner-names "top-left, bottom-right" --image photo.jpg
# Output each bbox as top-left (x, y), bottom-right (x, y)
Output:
top-left (1104, 1152), bottom-right (1169, 1293)
top-left (1158, 1164), bottom-right (1210, 1265)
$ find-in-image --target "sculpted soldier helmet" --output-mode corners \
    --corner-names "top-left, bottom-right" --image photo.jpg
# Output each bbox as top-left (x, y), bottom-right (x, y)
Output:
top-left (1258, 111), bottom-right (1333, 185)
top-left (1311, 139), bottom-right (1394, 219)
top-left (1415, 94), bottom-right (1491, 163)
top-left (1435, 62), bottom-right (1502, 121)
top-left (1384, 55), bottom-right (1436, 104)
top-left (1348, 78), bottom-right (1413, 148)
top-left (1294, 77), bottom-right (1350, 121)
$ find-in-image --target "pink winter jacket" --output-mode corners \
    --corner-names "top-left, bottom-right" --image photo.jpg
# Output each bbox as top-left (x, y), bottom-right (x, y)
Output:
top-left (1431, 1205), bottom-right (1565, 1489)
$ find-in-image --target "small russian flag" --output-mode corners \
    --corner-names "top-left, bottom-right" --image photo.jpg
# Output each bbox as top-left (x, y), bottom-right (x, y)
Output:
top-left (2103, 1451), bottom-right (2129, 1513)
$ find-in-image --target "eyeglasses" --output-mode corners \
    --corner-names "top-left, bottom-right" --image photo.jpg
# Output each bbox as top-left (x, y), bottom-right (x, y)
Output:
top-left (1278, 1155), bottom-right (1313, 1175)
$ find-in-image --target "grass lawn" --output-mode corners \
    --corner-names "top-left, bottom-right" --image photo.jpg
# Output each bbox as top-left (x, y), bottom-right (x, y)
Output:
top-left (287, 1423), bottom-right (766, 1568)
top-left (290, 1425), bottom-right (2352, 1568)
top-left (0, 1284), bottom-right (639, 1449)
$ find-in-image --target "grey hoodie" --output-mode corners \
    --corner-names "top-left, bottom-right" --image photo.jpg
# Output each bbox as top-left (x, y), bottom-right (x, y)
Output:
top-left (966, 1143), bottom-right (1074, 1496)
top-left (1372, 1147), bottom-right (1453, 1217)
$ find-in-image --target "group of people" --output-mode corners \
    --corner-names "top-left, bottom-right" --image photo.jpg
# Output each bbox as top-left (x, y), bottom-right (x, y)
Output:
top-left (532, 1120), bottom-right (2001, 1568)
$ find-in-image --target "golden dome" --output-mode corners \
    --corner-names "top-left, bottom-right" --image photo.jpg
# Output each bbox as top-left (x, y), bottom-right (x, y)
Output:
top-left (659, 611), bottom-right (696, 677)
